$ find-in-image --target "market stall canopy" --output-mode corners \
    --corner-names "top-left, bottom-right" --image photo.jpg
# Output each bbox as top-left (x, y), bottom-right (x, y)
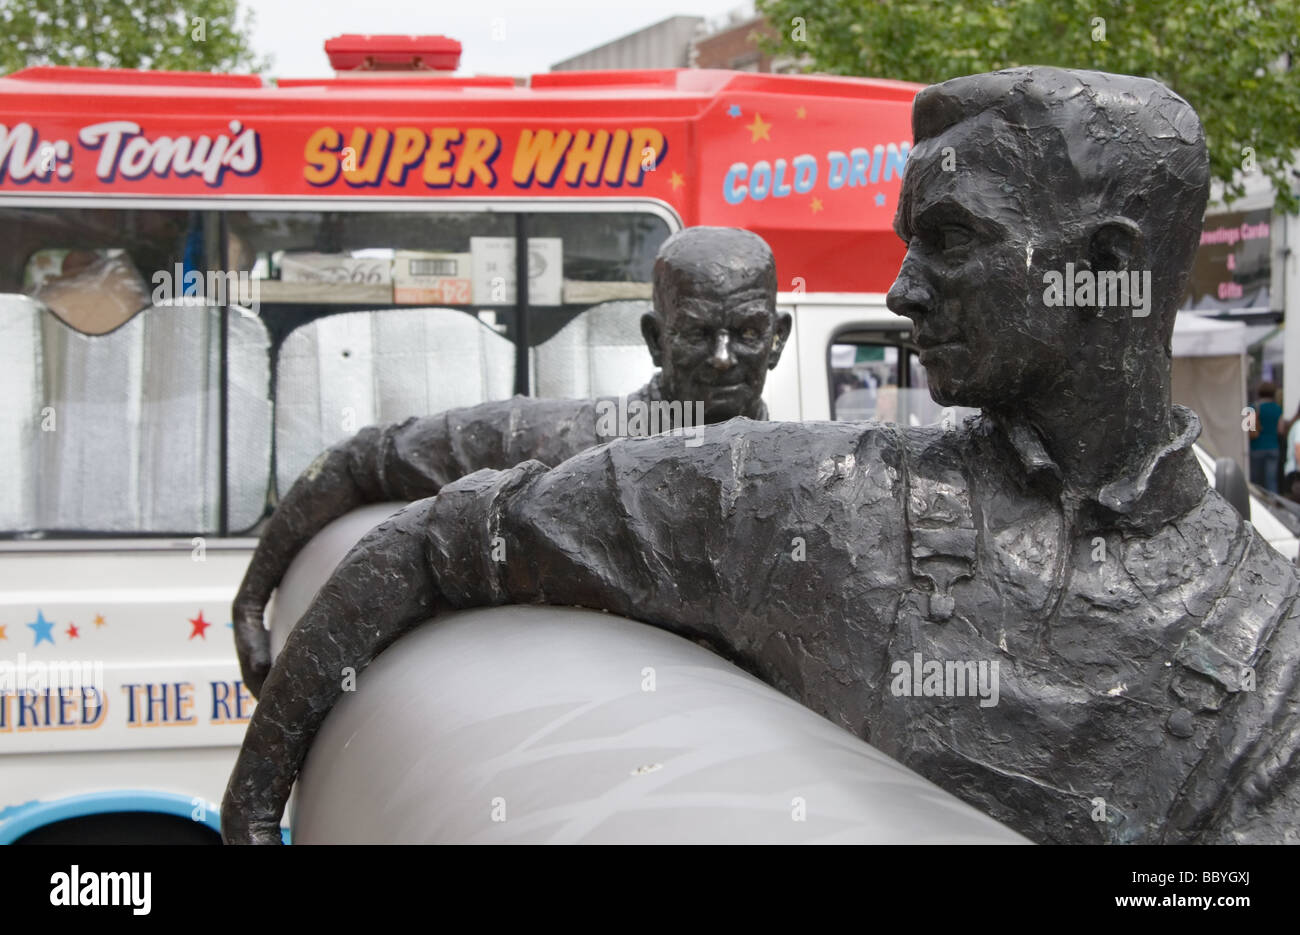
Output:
top-left (1172, 311), bottom-right (1250, 357)
top-left (1171, 313), bottom-right (1249, 473)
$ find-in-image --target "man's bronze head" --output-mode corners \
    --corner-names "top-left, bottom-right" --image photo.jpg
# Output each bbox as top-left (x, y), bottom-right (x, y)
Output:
top-left (645, 226), bottom-right (791, 422)
top-left (887, 67), bottom-right (1210, 413)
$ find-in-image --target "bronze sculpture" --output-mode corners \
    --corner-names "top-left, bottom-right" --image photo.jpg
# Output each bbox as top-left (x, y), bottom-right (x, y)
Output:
top-left (224, 67), bottom-right (1300, 845)
top-left (233, 226), bottom-right (790, 695)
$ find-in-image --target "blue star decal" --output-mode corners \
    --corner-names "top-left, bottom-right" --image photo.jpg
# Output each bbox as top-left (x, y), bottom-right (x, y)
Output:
top-left (27, 610), bottom-right (55, 646)
top-left (875, 192), bottom-right (886, 207)
top-left (727, 104), bottom-right (741, 118)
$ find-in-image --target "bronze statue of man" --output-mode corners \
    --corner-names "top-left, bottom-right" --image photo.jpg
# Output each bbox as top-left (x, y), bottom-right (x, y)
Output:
top-left (224, 67), bottom-right (1300, 845)
top-left (233, 226), bottom-right (790, 695)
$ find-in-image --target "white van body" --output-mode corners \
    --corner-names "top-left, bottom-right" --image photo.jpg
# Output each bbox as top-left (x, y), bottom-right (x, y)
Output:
top-left (2, 286), bottom-right (1293, 843)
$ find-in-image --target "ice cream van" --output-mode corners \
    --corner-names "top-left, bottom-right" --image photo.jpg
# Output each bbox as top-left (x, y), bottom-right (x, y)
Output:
top-left (0, 35), bottom-right (1290, 843)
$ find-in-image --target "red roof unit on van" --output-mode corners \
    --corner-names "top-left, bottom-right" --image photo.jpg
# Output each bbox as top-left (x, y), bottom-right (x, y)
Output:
top-left (324, 34), bottom-right (463, 72)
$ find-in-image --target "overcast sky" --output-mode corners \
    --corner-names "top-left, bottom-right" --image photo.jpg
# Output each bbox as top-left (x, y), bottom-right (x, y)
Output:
top-left (244, 0), bottom-right (757, 77)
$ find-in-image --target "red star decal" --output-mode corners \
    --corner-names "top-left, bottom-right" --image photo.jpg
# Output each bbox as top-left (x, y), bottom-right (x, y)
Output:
top-left (65, 623), bottom-right (79, 639)
top-left (188, 611), bottom-right (211, 640)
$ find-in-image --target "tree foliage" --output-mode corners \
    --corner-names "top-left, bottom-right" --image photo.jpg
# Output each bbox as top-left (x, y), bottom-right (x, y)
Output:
top-left (757, 0), bottom-right (1300, 210)
top-left (0, 0), bottom-right (269, 75)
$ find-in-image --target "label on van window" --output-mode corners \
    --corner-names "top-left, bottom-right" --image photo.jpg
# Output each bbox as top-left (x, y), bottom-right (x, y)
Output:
top-left (393, 251), bottom-right (472, 305)
top-left (470, 238), bottom-right (561, 306)
top-left (281, 252), bottom-right (392, 285)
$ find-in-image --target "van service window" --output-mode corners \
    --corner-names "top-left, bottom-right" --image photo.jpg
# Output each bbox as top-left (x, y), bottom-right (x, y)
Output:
top-left (0, 207), bottom-right (271, 537)
top-left (0, 205), bottom-right (673, 533)
top-left (229, 209), bottom-right (671, 495)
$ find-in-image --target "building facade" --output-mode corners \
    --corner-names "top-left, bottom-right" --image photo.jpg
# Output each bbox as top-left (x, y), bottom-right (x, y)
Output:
top-left (551, 15), bottom-right (703, 71)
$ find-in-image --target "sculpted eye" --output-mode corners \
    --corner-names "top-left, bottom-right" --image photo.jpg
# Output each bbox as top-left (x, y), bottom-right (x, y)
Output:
top-left (741, 327), bottom-right (760, 341)
top-left (941, 225), bottom-right (974, 251)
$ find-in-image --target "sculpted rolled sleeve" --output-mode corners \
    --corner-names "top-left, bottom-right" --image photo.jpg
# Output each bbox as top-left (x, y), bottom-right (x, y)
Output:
top-left (349, 396), bottom-right (605, 503)
top-left (422, 418), bottom-right (912, 728)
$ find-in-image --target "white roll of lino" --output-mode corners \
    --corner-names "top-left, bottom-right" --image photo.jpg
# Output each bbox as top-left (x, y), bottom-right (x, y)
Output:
top-left (270, 504), bottom-right (1025, 845)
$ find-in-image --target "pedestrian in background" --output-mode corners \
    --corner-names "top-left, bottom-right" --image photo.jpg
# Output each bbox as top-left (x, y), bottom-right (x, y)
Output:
top-left (1249, 381), bottom-right (1284, 493)
top-left (1280, 401), bottom-right (1300, 502)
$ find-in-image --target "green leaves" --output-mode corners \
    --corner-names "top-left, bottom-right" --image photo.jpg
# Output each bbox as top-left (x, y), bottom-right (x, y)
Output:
top-left (757, 0), bottom-right (1300, 210)
top-left (0, 0), bottom-right (269, 75)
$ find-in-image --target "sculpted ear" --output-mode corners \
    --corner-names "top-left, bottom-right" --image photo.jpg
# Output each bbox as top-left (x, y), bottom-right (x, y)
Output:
top-left (768, 311), bottom-right (793, 369)
top-left (641, 312), bottom-right (665, 368)
top-left (1088, 218), bottom-right (1144, 272)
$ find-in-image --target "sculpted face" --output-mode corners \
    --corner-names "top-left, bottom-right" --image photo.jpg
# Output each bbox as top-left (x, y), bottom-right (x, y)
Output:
top-left (646, 231), bottom-right (790, 422)
top-left (886, 121), bottom-right (1082, 411)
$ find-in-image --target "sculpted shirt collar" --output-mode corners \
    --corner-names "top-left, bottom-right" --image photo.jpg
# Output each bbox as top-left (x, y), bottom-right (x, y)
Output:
top-left (989, 404), bottom-right (1205, 531)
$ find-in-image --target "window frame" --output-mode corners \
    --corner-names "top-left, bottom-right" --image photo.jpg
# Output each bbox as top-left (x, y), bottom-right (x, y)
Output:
top-left (826, 325), bottom-right (923, 422)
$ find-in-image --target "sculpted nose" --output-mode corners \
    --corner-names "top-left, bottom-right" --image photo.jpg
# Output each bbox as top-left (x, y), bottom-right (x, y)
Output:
top-left (710, 331), bottom-right (736, 370)
top-left (886, 253), bottom-right (934, 323)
